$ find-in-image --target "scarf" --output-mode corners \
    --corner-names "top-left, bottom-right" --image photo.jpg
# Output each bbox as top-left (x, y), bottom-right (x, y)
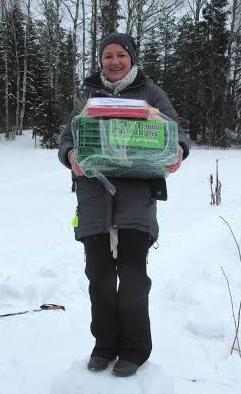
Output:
top-left (100, 65), bottom-right (138, 95)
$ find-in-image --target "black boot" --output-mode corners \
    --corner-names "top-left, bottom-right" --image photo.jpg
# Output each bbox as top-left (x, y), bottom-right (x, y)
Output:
top-left (112, 359), bottom-right (138, 377)
top-left (87, 356), bottom-right (110, 372)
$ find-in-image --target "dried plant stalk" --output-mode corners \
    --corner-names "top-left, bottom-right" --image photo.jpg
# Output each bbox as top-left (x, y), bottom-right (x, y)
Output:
top-left (220, 216), bottom-right (241, 357)
top-left (220, 216), bottom-right (241, 265)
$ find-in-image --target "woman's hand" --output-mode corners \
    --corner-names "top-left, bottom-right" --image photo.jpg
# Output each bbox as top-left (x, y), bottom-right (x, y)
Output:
top-left (165, 146), bottom-right (184, 173)
top-left (68, 150), bottom-right (85, 176)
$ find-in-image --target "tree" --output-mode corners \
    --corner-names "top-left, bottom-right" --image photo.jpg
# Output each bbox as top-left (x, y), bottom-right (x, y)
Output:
top-left (11, 0), bottom-right (26, 135)
top-left (19, 0), bottom-right (32, 135)
top-left (122, 0), bottom-right (183, 53)
top-left (100, 0), bottom-right (119, 36)
top-left (142, 29), bottom-right (162, 85)
top-left (36, 0), bottom-right (68, 147)
top-left (90, 0), bottom-right (98, 73)
top-left (170, 16), bottom-right (206, 141)
top-left (170, 1), bottom-right (230, 145)
top-left (25, 19), bottom-right (47, 131)
top-left (226, 0), bottom-right (241, 141)
top-left (62, 0), bottom-right (81, 97)
top-left (59, 32), bottom-right (75, 115)
top-left (0, 0), bottom-right (10, 137)
top-left (188, 0), bottom-right (206, 24)
top-left (157, 9), bottom-right (177, 93)
top-left (201, 0), bottom-right (230, 146)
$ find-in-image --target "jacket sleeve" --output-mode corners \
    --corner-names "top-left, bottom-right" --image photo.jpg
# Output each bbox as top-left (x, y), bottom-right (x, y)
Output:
top-left (58, 112), bottom-right (75, 169)
top-left (58, 99), bottom-right (86, 169)
top-left (147, 82), bottom-right (190, 160)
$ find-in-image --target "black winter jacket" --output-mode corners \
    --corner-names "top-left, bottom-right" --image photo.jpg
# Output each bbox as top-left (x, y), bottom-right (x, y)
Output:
top-left (58, 69), bottom-right (189, 242)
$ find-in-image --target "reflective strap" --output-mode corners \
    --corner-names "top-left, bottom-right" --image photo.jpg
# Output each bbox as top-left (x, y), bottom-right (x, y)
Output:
top-left (153, 241), bottom-right (159, 249)
top-left (110, 226), bottom-right (118, 259)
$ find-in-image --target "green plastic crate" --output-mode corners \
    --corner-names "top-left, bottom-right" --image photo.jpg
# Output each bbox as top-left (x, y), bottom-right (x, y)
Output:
top-left (72, 116), bottom-right (179, 179)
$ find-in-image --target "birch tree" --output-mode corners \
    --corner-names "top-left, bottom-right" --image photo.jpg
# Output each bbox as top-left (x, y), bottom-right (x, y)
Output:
top-left (80, 0), bottom-right (86, 80)
top-left (188, 0), bottom-right (206, 24)
top-left (11, 4), bottom-right (21, 135)
top-left (227, 0), bottom-right (241, 137)
top-left (1, 0), bottom-right (10, 137)
top-left (19, 0), bottom-right (31, 135)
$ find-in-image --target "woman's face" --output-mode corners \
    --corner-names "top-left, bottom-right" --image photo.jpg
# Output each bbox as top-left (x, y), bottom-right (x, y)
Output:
top-left (101, 43), bottom-right (132, 82)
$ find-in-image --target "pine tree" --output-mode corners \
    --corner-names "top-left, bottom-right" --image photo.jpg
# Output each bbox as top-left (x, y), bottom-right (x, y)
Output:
top-left (24, 19), bottom-right (46, 131)
top-left (201, 0), bottom-right (230, 146)
top-left (36, 0), bottom-right (67, 148)
top-left (158, 10), bottom-right (177, 95)
top-left (141, 11), bottom-right (177, 92)
top-left (59, 32), bottom-right (75, 116)
top-left (170, 1), bottom-right (229, 146)
top-left (142, 29), bottom-right (162, 85)
top-left (170, 16), bottom-right (206, 141)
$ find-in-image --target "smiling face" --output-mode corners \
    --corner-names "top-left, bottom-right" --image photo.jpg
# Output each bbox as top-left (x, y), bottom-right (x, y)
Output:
top-left (101, 43), bottom-right (132, 82)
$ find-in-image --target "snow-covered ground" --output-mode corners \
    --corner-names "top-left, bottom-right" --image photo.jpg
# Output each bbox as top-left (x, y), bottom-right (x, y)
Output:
top-left (0, 131), bottom-right (241, 394)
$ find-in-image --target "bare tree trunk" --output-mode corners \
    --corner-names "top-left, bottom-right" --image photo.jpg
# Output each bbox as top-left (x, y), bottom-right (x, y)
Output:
top-left (136, 0), bottom-right (143, 55)
top-left (62, 0), bottom-right (82, 96)
top-left (19, 0), bottom-right (31, 135)
top-left (81, 0), bottom-right (86, 81)
top-left (72, 0), bottom-right (80, 98)
top-left (1, 0), bottom-right (10, 138)
top-left (53, 0), bottom-right (62, 103)
top-left (11, 10), bottom-right (21, 136)
top-left (4, 49), bottom-right (9, 137)
top-left (41, 0), bottom-right (54, 88)
top-left (91, 0), bottom-right (97, 73)
top-left (163, 27), bottom-right (168, 86)
top-left (125, 0), bottom-right (138, 35)
top-left (228, 0), bottom-right (241, 63)
top-left (188, 0), bottom-right (205, 24)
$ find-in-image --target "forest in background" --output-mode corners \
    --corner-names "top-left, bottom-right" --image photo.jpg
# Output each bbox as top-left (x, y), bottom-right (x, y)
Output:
top-left (0, 0), bottom-right (241, 148)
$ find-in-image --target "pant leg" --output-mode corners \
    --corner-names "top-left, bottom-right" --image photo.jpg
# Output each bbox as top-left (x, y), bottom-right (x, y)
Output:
top-left (116, 229), bottom-right (152, 366)
top-left (83, 233), bottom-right (119, 360)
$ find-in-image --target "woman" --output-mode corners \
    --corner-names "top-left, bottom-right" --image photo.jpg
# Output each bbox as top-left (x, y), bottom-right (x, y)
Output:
top-left (58, 32), bottom-right (189, 377)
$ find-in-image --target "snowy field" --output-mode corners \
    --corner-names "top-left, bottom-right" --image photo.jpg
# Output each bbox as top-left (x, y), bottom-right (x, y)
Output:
top-left (0, 131), bottom-right (241, 394)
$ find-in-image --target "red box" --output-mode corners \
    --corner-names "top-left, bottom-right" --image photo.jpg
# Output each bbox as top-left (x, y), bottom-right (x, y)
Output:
top-left (84, 98), bottom-right (150, 119)
top-left (87, 107), bottom-right (149, 119)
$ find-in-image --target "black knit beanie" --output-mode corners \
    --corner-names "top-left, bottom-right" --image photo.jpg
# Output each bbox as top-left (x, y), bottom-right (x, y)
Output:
top-left (99, 32), bottom-right (137, 66)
